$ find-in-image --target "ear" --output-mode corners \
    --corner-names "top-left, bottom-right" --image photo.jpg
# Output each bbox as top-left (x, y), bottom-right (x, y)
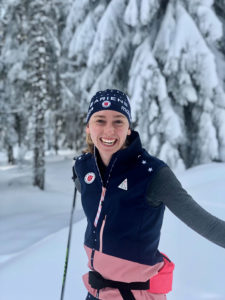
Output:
top-left (86, 124), bottom-right (90, 134)
top-left (127, 128), bottom-right (131, 136)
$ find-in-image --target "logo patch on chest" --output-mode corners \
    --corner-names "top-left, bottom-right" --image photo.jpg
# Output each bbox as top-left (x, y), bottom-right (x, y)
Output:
top-left (118, 178), bottom-right (128, 190)
top-left (84, 172), bottom-right (96, 184)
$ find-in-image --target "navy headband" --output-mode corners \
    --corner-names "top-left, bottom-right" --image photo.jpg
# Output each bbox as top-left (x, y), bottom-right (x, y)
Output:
top-left (86, 89), bottom-right (132, 125)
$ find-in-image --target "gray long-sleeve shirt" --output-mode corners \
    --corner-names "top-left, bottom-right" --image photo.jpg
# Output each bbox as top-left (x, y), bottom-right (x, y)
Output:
top-left (75, 166), bottom-right (225, 248)
top-left (147, 166), bottom-right (225, 248)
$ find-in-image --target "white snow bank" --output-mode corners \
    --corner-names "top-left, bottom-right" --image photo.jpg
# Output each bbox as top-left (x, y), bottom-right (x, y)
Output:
top-left (0, 157), bottom-right (224, 300)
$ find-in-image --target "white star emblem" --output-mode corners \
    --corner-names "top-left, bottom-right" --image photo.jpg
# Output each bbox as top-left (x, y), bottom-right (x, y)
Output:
top-left (148, 167), bottom-right (153, 172)
top-left (142, 160), bottom-right (147, 164)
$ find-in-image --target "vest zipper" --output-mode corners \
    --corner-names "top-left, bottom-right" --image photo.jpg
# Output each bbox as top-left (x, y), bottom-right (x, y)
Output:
top-left (94, 187), bottom-right (106, 227)
top-left (91, 149), bottom-right (118, 270)
top-left (93, 149), bottom-right (117, 228)
top-left (99, 215), bottom-right (107, 252)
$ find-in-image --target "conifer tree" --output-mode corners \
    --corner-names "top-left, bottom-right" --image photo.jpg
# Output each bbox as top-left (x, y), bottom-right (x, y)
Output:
top-left (1, 0), bottom-right (225, 172)
top-left (28, 0), bottom-right (50, 190)
top-left (0, 1), bottom-right (27, 163)
top-left (65, 0), bottom-right (225, 170)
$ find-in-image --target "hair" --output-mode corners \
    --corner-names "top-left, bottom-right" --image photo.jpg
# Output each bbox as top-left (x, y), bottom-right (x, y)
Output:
top-left (83, 133), bottom-right (94, 154)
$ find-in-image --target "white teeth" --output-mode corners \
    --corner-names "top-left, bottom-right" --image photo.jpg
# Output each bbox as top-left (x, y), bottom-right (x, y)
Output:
top-left (101, 138), bottom-right (116, 145)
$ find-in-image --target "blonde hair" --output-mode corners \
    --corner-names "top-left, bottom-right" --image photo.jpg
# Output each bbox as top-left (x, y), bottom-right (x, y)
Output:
top-left (83, 133), bottom-right (94, 154)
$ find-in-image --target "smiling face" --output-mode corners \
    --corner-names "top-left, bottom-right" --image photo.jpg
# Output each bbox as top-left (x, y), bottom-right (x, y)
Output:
top-left (86, 110), bottom-right (131, 166)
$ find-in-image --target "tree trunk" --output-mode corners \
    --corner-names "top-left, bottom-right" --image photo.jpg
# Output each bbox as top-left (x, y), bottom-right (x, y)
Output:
top-left (33, 105), bottom-right (45, 190)
top-left (29, 0), bottom-right (48, 190)
top-left (7, 145), bottom-right (15, 164)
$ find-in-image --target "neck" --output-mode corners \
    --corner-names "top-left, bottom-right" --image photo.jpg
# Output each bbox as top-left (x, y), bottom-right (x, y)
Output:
top-left (94, 147), bottom-right (111, 167)
top-left (100, 154), bottom-right (111, 167)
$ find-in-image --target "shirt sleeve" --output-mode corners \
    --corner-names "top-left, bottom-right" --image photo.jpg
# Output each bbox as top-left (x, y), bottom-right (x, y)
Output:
top-left (146, 166), bottom-right (225, 248)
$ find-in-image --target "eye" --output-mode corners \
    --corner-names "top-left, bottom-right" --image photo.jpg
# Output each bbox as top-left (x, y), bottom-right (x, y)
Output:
top-left (114, 120), bottom-right (124, 125)
top-left (96, 119), bottom-right (105, 124)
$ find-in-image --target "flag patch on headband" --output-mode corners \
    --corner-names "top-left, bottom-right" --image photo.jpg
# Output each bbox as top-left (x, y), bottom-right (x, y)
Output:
top-left (84, 172), bottom-right (95, 184)
top-left (102, 100), bottom-right (111, 108)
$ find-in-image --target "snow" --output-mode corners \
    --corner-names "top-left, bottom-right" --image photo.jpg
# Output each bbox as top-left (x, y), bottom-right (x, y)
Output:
top-left (0, 153), bottom-right (225, 300)
top-left (8, 62), bottom-right (27, 82)
top-left (185, 0), bottom-right (222, 42)
top-left (124, 0), bottom-right (159, 27)
top-left (140, 0), bottom-right (159, 26)
top-left (196, 5), bottom-right (222, 42)
top-left (68, 14), bottom-right (95, 62)
top-left (88, 38), bottom-right (130, 97)
top-left (198, 112), bottom-right (219, 162)
top-left (87, 0), bottom-right (125, 67)
top-left (153, 2), bottom-right (220, 95)
top-left (214, 107), bottom-right (225, 160)
top-left (124, 0), bottom-right (139, 27)
top-left (128, 37), bottom-right (185, 169)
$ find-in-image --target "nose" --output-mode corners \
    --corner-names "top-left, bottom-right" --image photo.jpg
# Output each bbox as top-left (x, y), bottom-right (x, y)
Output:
top-left (103, 122), bottom-right (115, 136)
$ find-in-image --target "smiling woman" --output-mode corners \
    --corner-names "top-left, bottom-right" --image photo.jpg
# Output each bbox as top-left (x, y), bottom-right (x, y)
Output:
top-left (86, 111), bottom-right (131, 166)
top-left (73, 89), bottom-right (225, 300)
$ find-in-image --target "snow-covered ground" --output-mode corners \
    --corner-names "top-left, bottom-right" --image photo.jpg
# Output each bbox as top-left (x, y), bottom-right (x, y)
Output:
top-left (0, 154), bottom-right (225, 300)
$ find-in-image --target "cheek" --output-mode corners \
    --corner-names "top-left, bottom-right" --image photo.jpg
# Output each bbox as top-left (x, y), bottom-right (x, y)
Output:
top-left (88, 127), bottom-right (99, 140)
top-left (119, 129), bottom-right (130, 141)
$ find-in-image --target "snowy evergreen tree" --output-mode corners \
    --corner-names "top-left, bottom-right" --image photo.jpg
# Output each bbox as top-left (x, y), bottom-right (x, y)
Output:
top-left (0, 0), bottom-right (28, 163)
top-left (65, 0), bottom-right (225, 170)
top-left (62, 0), bottom-right (134, 150)
top-left (27, 0), bottom-right (51, 190)
top-left (131, 0), bottom-right (225, 168)
top-left (214, 0), bottom-right (225, 88)
top-left (61, 0), bottom-right (105, 151)
top-left (26, 0), bottom-right (71, 189)
top-left (0, 0), bottom-right (71, 174)
top-left (1, 0), bottom-right (225, 172)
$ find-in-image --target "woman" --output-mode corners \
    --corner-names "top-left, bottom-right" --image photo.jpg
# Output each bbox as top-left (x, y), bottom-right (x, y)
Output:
top-left (74, 89), bottom-right (225, 300)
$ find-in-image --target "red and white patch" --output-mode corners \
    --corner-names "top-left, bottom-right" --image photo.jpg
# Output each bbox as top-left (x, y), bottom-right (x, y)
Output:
top-left (84, 172), bottom-right (95, 184)
top-left (102, 100), bottom-right (111, 108)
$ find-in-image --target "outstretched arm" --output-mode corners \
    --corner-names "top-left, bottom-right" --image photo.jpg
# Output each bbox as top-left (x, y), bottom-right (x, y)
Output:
top-left (146, 166), bottom-right (225, 248)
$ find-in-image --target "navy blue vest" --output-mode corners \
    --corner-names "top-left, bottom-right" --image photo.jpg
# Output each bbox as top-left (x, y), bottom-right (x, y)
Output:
top-left (75, 131), bottom-right (166, 266)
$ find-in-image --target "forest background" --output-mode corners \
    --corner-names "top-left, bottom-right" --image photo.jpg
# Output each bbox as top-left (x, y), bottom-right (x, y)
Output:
top-left (0, 0), bottom-right (225, 189)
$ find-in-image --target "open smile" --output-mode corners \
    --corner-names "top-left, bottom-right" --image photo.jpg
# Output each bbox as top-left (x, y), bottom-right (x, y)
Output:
top-left (100, 138), bottom-right (117, 146)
